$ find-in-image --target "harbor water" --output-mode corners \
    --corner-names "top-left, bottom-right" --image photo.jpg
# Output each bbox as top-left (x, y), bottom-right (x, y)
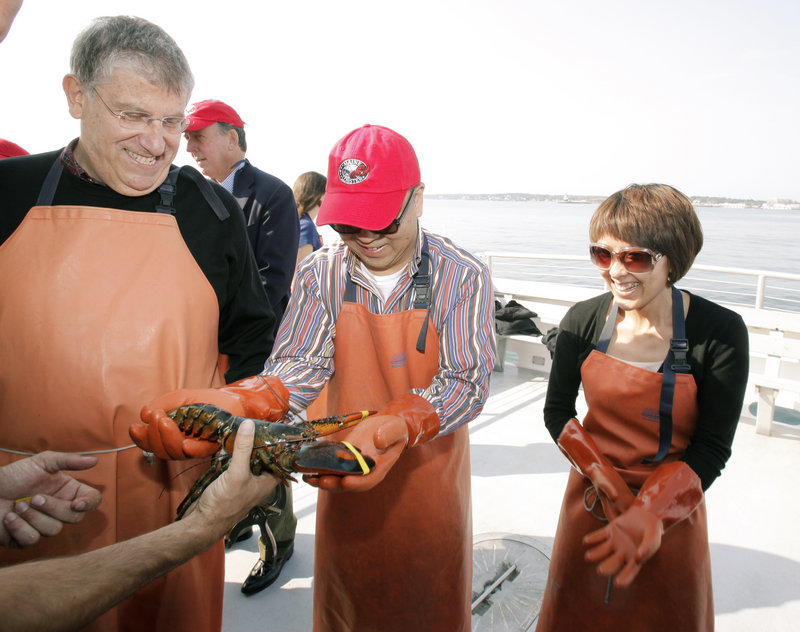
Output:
top-left (408, 199), bottom-right (800, 312)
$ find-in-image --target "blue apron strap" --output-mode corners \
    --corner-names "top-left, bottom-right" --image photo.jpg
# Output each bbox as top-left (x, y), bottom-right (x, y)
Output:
top-left (343, 271), bottom-right (358, 303)
top-left (595, 300), bottom-right (619, 354)
top-left (36, 158), bottom-right (64, 206)
top-left (644, 285), bottom-right (690, 464)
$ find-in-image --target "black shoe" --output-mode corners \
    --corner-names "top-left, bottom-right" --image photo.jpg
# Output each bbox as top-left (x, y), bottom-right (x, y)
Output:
top-left (240, 543), bottom-right (294, 596)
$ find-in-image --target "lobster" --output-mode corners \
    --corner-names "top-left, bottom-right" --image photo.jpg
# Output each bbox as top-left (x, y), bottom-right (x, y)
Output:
top-left (167, 403), bottom-right (376, 518)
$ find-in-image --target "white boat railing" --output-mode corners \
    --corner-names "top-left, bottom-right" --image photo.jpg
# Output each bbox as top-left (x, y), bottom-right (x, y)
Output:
top-left (483, 252), bottom-right (800, 313)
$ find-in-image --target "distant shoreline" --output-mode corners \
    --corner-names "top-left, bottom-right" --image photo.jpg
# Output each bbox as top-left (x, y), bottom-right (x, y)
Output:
top-left (426, 193), bottom-right (800, 210)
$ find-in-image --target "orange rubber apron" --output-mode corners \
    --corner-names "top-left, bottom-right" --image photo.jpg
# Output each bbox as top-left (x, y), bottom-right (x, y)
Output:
top-left (308, 256), bottom-right (473, 632)
top-left (537, 291), bottom-right (713, 631)
top-left (0, 169), bottom-right (225, 632)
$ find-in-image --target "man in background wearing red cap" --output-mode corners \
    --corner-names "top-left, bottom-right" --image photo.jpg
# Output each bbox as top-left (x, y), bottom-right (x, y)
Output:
top-left (184, 99), bottom-right (300, 595)
top-left (133, 124), bottom-right (497, 631)
top-left (185, 99), bottom-right (299, 329)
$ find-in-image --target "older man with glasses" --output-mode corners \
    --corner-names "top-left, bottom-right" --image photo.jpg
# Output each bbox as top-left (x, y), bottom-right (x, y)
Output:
top-left (132, 124), bottom-right (497, 631)
top-left (0, 15), bottom-right (274, 632)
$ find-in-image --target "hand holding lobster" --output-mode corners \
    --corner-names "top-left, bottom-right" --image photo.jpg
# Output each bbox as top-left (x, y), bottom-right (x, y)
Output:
top-left (304, 414), bottom-right (408, 492)
top-left (305, 392), bottom-right (441, 493)
top-left (131, 375), bottom-right (290, 460)
top-left (129, 375), bottom-right (379, 517)
top-left (184, 418), bottom-right (279, 536)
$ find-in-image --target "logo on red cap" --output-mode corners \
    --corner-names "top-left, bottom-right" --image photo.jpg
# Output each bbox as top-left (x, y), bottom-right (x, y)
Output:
top-left (338, 159), bottom-right (370, 185)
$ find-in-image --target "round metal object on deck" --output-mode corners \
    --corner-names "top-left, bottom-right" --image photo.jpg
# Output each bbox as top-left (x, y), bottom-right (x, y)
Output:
top-left (471, 535), bottom-right (550, 631)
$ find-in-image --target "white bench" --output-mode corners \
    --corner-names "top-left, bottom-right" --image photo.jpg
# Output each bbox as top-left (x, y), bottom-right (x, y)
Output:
top-left (729, 306), bottom-right (800, 435)
top-left (745, 324), bottom-right (800, 435)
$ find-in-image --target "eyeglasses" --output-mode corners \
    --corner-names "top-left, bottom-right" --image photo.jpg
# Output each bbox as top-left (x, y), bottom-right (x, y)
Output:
top-left (331, 186), bottom-right (419, 235)
top-left (589, 243), bottom-right (663, 273)
top-left (92, 88), bottom-right (189, 134)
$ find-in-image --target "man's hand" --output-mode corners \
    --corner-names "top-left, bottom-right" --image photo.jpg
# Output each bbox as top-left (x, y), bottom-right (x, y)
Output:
top-left (182, 419), bottom-right (279, 537)
top-left (0, 451), bottom-right (102, 549)
top-left (130, 376), bottom-right (290, 461)
top-left (303, 414), bottom-right (408, 492)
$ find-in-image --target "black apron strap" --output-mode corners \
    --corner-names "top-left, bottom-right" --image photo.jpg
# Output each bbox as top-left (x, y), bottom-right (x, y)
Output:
top-left (35, 160), bottom-right (229, 222)
top-left (155, 165), bottom-right (180, 214)
top-left (35, 159), bottom-right (64, 206)
top-left (413, 236), bottom-right (432, 353)
top-left (177, 166), bottom-right (230, 220)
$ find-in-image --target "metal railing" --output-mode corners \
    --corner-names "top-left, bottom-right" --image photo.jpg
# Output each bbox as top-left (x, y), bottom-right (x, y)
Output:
top-left (483, 252), bottom-right (800, 313)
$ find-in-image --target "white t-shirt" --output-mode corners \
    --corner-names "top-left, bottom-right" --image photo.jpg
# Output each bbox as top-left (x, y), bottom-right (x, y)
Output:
top-left (360, 264), bottom-right (406, 303)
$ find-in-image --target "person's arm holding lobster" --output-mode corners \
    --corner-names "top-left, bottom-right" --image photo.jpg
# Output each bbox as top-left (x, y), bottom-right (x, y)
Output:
top-left (0, 420), bottom-right (277, 632)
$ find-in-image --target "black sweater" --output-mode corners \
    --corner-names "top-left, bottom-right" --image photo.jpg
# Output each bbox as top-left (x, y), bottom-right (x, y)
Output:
top-left (544, 290), bottom-right (749, 490)
top-left (0, 150), bottom-right (275, 382)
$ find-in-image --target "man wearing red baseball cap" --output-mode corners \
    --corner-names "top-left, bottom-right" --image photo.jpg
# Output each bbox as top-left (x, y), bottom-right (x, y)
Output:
top-left (185, 98), bottom-right (298, 329)
top-left (184, 99), bottom-right (300, 595)
top-left (133, 124), bottom-right (497, 631)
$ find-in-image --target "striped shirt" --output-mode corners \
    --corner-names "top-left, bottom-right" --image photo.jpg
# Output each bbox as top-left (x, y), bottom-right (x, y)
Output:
top-left (266, 226), bottom-right (496, 435)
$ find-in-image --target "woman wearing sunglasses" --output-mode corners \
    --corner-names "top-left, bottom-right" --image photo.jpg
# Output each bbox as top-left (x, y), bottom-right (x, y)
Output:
top-left (536, 183), bottom-right (749, 631)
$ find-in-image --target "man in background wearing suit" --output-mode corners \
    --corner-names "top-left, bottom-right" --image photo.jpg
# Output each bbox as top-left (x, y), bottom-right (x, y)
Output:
top-left (185, 100), bottom-right (299, 595)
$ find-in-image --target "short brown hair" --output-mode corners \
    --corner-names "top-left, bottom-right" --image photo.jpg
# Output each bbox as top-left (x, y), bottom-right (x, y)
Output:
top-left (293, 171), bottom-right (327, 218)
top-left (589, 183), bottom-right (703, 284)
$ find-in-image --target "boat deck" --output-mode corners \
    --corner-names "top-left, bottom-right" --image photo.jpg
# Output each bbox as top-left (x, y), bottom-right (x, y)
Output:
top-left (221, 364), bottom-right (800, 631)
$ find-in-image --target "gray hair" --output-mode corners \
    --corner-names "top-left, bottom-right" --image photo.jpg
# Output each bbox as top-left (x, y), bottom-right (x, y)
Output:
top-left (70, 15), bottom-right (194, 97)
top-left (216, 122), bottom-right (247, 152)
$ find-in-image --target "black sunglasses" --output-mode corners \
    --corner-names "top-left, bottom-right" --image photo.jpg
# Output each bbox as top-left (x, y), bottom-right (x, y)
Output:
top-left (331, 186), bottom-right (419, 235)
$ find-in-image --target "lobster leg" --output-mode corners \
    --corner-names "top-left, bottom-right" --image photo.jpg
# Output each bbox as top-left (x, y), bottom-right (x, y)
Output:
top-left (176, 459), bottom-right (227, 519)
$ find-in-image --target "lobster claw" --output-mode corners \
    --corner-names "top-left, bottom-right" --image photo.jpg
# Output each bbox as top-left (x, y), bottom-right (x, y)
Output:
top-left (292, 441), bottom-right (375, 477)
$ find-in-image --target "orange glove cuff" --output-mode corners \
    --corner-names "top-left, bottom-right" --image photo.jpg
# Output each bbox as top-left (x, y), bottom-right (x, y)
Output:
top-left (378, 393), bottom-right (439, 447)
top-left (634, 461), bottom-right (704, 532)
top-left (220, 375), bottom-right (290, 421)
top-left (557, 418), bottom-right (634, 519)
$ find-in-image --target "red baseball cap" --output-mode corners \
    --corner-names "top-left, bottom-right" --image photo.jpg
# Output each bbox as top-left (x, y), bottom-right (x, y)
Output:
top-left (186, 99), bottom-right (245, 131)
top-left (317, 124), bottom-right (421, 230)
top-left (0, 138), bottom-right (29, 158)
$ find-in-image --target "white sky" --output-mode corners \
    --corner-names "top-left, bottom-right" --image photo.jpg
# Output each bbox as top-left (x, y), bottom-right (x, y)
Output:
top-left (2, 0), bottom-right (798, 200)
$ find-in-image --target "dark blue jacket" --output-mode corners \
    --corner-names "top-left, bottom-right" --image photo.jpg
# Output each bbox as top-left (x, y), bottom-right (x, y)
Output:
top-left (232, 159), bottom-right (299, 338)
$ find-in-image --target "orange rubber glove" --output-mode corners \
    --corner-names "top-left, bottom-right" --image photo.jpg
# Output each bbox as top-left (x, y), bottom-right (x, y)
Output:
top-left (557, 418), bottom-right (635, 520)
top-left (583, 461), bottom-right (703, 587)
top-left (129, 375), bottom-right (290, 461)
top-left (304, 393), bottom-right (440, 492)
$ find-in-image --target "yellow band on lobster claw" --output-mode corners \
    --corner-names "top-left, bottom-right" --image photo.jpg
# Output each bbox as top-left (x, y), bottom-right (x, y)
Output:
top-left (341, 441), bottom-right (371, 475)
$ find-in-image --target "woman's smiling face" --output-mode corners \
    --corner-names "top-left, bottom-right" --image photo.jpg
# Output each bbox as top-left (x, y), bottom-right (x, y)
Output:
top-left (595, 234), bottom-right (670, 311)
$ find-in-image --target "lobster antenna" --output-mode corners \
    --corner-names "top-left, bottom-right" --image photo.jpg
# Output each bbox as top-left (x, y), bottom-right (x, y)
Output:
top-left (158, 457), bottom-right (218, 500)
top-left (264, 375), bottom-right (303, 425)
